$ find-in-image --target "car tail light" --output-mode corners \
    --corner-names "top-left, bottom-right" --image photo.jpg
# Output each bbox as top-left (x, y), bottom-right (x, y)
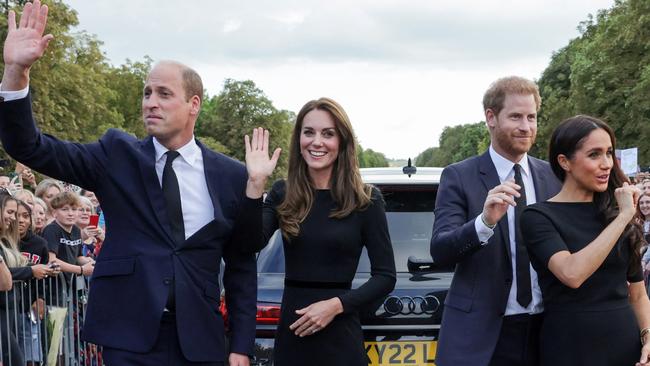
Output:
top-left (256, 303), bottom-right (281, 325)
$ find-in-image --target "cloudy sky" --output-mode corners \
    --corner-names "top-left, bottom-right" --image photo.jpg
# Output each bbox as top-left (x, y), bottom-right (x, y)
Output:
top-left (63, 0), bottom-right (615, 160)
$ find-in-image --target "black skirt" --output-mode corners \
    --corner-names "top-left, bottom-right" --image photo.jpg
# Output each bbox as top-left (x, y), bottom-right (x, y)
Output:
top-left (274, 285), bottom-right (366, 366)
top-left (540, 305), bottom-right (641, 366)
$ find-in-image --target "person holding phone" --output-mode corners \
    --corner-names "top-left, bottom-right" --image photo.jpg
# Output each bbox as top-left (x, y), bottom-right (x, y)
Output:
top-left (77, 195), bottom-right (104, 258)
top-left (15, 162), bottom-right (37, 189)
top-left (1, 191), bottom-right (58, 365)
top-left (16, 198), bottom-right (57, 364)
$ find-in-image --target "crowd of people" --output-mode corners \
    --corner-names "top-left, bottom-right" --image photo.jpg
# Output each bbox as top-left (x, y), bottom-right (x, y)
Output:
top-left (0, 173), bottom-right (104, 365)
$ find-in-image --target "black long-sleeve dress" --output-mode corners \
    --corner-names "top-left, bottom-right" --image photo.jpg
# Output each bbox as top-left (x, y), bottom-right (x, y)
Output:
top-left (521, 202), bottom-right (643, 366)
top-left (263, 180), bottom-right (396, 366)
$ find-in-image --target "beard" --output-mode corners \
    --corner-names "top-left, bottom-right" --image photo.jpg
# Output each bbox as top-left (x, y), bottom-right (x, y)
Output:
top-left (492, 125), bottom-right (536, 159)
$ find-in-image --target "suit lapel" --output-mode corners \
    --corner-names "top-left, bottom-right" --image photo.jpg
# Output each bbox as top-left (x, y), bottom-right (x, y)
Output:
top-left (137, 137), bottom-right (176, 247)
top-left (478, 151), bottom-right (512, 264)
top-left (528, 157), bottom-right (549, 201)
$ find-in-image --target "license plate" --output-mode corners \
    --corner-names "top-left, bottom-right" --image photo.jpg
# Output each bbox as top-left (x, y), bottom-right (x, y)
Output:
top-left (365, 341), bottom-right (436, 365)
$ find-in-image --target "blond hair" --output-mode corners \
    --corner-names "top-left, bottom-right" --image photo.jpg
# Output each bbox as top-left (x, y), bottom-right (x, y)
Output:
top-left (0, 195), bottom-right (27, 267)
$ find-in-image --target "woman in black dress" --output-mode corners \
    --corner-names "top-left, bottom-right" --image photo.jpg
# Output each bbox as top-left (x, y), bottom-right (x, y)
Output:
top-left (249, 97), bottom-right (396, 365)
top-left (521, 115), bottom-right (650, 366)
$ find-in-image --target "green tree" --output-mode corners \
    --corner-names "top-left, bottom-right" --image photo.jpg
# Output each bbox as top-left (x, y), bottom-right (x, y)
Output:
top-left (104, 57), bottom-right (153, 138)
top-left (358, 147), bottom-right (389, 168)
top-left (415, 122), bottom-right (489, 167)
top-left (0, 1), bottom-right (124, 143)
top-left (199, 79), bottom-right (294, 182)
top-left (0, 1), bottom-right (154, 166)
top-left (535, 0), bottom-right (650, 166)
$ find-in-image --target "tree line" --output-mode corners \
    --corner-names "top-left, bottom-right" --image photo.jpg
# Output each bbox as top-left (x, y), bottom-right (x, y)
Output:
top-left (0, 0), bottom-right (388, 183)
top-left (417, 0), bottom-right (649, 169)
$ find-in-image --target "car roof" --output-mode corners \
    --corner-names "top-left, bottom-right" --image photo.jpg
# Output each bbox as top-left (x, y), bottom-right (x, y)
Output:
top-left (360, 167), bottom-right (443, 185)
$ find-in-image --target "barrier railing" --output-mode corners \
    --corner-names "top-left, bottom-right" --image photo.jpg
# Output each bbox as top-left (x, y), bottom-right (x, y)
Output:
top-left (0, 273), bottom-right (102, 365)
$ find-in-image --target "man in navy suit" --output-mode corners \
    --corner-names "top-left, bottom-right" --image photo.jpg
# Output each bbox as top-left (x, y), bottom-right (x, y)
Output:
top-left (0, 2), bottom-right (280, 365)
top-left (430, 76), bottom-right (561, 366)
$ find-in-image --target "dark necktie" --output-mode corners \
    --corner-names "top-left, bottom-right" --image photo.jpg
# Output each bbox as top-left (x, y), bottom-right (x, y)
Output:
top-left (162, 151), bottom-right (185, 245)
top-left (514, 163), bottom-right (532, 307)
top-left (162, 151), bottom-right (183, 311)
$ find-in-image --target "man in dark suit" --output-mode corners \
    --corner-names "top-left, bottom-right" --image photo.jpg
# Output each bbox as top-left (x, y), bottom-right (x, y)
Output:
top-left (430, 76), bottom-right (561, 366)
top-left (0, 2), bottom-right (280, 365)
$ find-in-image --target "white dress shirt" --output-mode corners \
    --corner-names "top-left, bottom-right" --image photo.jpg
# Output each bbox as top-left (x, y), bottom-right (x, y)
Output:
top-left (0, 85), bottom-right (29, 101)
top-left (153, 137), bottom-right (215, 240)
top-left (473, 145), bottom-right (543, 315)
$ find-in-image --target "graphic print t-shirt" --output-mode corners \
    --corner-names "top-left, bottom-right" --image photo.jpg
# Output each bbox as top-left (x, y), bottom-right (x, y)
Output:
top-left (20, 231), bottom-right (50, 265)
top-left (42, 222), bottom-right (82, 265)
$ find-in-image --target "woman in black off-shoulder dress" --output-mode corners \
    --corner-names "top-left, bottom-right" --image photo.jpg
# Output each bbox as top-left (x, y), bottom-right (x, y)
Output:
top-left (521, 116), bottom-right (650, 366)
top-left (257, 98), bottom-right (396, 366)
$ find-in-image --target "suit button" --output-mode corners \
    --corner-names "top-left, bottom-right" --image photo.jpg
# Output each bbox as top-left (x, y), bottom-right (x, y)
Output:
top-left (163, 278), bottom-right (171, 285)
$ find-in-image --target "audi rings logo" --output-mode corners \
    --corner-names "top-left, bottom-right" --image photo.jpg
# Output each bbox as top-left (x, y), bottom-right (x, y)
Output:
top-left (383, 295), bottom-right (440, 315)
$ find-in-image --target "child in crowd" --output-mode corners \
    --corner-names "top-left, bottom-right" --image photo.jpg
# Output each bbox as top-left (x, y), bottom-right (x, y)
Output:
top-left (42, 192), bottom-right (95, 282)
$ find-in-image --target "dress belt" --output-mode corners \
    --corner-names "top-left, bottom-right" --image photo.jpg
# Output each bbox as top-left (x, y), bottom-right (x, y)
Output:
top-left (284, 278), bottom-right (352, 290)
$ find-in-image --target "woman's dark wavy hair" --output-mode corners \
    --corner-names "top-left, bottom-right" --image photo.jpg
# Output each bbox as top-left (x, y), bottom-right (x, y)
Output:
top-left (277, 97), bottom-right (372, 238)
top-left (549, 115), bottom-right (643, 276)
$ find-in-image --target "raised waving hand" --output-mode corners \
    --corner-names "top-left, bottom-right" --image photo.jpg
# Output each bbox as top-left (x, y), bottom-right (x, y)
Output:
top-left (244, 127), bottom-right (281, 198)
top-left (2, 0), bottom-right (54, 90)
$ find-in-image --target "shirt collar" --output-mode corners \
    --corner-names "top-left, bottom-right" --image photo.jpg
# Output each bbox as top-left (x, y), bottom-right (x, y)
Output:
top-left (153, 136), bottom-right (201, 167)
top-left (489, 145), bottom-right (531, 181)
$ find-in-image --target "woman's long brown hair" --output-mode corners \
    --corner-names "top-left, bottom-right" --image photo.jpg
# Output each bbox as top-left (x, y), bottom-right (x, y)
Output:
top-left (277, 98), bottom-right (372, 238)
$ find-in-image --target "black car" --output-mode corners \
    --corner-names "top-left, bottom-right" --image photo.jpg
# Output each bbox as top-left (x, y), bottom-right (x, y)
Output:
top-left (251, 167), bottom-right (452, 366)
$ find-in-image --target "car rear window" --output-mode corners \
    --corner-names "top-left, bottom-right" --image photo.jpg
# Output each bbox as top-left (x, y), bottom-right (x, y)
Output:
top-left (257, 184), bottom-right (438, 273)
top-left (356, 184), bottom-right (437, 273)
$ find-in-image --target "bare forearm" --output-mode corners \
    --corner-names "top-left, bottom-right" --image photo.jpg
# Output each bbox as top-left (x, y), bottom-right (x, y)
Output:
top-left (550, 214), bottom-right (631, 288)
top-left (51, 257), bottom-right (81, 275)
top-left (630, 282), bottom-right (650, 330)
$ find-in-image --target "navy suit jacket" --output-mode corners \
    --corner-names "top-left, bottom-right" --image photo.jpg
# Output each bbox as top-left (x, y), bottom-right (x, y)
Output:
top-left (0, 95), bottom-right (259, 362)
top-left (430, 151), bottom-right (560, 366)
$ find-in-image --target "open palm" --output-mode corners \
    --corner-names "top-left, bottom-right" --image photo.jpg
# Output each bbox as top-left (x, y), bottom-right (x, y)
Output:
top-left (3, 1), bottom-right (53, 69)
top-left (245, 127), bottom-right (282, 181)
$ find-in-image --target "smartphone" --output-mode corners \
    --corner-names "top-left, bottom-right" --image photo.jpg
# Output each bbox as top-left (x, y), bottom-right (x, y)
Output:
top-left (89, 214), bottom-right (100, 227)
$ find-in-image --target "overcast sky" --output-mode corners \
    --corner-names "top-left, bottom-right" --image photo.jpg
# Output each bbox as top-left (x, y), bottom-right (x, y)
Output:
top-left (63, 0), bottom-right (615, 160)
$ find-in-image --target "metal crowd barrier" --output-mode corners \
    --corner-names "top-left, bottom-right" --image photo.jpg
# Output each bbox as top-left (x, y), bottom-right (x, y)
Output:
top-left (0, 273), bottom-right (102, 366)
